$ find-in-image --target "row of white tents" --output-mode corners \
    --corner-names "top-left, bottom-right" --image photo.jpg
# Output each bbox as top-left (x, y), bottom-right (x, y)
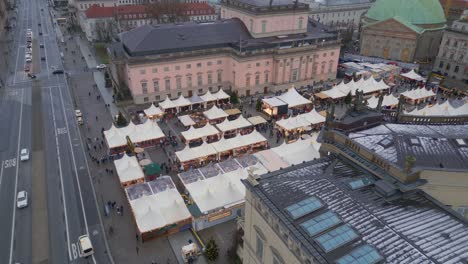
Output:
top-left (317, 76), bottom-right (390, 100)
top-left (405, 99), bottom-right (468, 116)
top-left (157, 90), bottom-right (230, 112)
top-left (104, 120), bottom-right (165, 150)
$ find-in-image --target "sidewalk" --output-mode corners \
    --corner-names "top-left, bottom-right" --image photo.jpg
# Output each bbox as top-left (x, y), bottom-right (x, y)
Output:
top-left (74, 36), bottom-right (120, 118)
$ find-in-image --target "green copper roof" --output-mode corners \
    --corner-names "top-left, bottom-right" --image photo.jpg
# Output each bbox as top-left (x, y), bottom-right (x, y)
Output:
top-left (364, 16), bottom-right (425, 33)
top-left (366, 0), bottom-right (446, 25)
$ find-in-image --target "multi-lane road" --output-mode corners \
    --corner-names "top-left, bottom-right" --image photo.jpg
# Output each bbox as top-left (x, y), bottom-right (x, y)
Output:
top-left (0, 0), bottom-right (112, 263)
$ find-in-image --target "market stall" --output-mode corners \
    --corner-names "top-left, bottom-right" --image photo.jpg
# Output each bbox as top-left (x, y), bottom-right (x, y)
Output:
top-left (200, 91), bottom-right (217, 108)
top-left (143, 104), bottom-right (165, 120)
top-left (211, 130), bottom-right (267, 159)
top-left (175, 142), bottom-right (218, 170)
top-left (203, 105), bottom-right (228, 124)
top-left (180, 123), bottom-right (220, 145)
top-left (114, 154), bottom-right (145, 187)
top-left (144, 163), bottom-right (161, 181)
top-left (159, 97), bottom-right (177, 113)
top-left (401, 88), bottom-right (436, 104)
top-left (401, 69), bottom-right (426, 82)
top-left (178, 115), bottom-right (196, 127)
top-left (404, 100), bottom-right (468, 116)
top-left (367, 94), bottom-right (399, 109)
top-left (248, 116), bottom-right (268, 126)
top-left (276, 87), bottom-right (312, 110)
top-left (215, 115), bottom-right (253, 138)
top-left (189, 94), bottom-right (205, 110)
top-left (172, 95), bottom-right (191, 113)
top-left (224, 108), bottom-right (242, 120)
top-left (125, 177), bottom-right (192, 241)
top-left (261, 97), bottom-right (288, 116)
top-left (212, 89), bottom-right (230, 106)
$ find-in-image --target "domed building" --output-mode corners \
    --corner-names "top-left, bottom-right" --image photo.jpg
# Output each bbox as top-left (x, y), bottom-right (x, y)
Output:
top-left (359, 0), bottom-right (446, 63)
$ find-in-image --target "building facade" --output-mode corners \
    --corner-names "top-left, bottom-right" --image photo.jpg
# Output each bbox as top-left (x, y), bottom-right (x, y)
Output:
top-left (434, 10), bottom-right (468, 81)
top-left (307, 0), bottom-right (372, 30)
top-left (79, 3), bottom-right (217, 41)
top-left (360, 0), bottom-right (447, 63)
top-left (108, 0), bottom-right (340, 104)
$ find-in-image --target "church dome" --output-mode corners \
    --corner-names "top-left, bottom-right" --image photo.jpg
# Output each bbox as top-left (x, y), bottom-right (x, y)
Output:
top-left (365, 0), bottom-right (446, 25)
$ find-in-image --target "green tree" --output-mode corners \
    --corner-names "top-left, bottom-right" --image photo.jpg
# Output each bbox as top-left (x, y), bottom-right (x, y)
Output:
top-left (229, 91), bottom-right (239, 104)
top-left (256, 99), bottom-right (262, 111)
top-left (344, 91), bottom-right (352, 105)
top-left (116, 111), bottom-right (128, 127)
top-left (205, 239), bottom-right (219, 262)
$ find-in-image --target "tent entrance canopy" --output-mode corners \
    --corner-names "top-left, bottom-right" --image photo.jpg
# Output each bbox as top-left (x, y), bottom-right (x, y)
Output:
top-left (261, 97), bottom-right (288, 116)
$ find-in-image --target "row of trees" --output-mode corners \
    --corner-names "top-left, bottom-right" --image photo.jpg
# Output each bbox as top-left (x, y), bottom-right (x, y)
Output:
top-left (145, 0), bottom-right (191, 24)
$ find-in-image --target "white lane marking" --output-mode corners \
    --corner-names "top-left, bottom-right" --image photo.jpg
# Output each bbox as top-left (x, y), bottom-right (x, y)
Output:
top-left (3, 159), bottom-right (17, 169)
top-left (71, 243), bottom-right (78, 260)
top-left (49, 87), bottom-right (73, 261)
top-left (8, 88), bottom-right (24, 264)
top-left (57, 77), bottom-right (99, 264)
top-left (0, 161), bottom-right (4, 193)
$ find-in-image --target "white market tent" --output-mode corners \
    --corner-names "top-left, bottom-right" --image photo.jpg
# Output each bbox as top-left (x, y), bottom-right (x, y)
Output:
top-left (262, 97), bottom-right (288, 107)
top-left (367, 94), bottom-right (399, 109)
top-left (178, 115), bottom-right (196, 127)
top-left (276, 109), bottom-right (325, 131)
top-left (404, 100), bottom-right (468, 116)
top-left (158, 96), bottom-right (177, 110)
top-left (254, 150), bottom-right (290, 172)
top-left (271, 136), bottom-right (321, 165)
top-left (126, 177), bottom-right (191, 234)
top-left (401, 69), bottom-right (425, 82)
top-left (212, 89), bottom-right (230, 100)
top-left (200, 91), bottom-right (217, 103)
top-left (114, 154), bottom-right (145, 186)
top-left (203, 105), bottom-right (228, 120)
top-left (401, 88), bottom-right (436, 101)
top-left (215, 115), bottom-right (252, 132)
top-left (181, 123), bottom-right (219, 142)
top-left (276, 87), bottom-right (312, 108)
top-left (211, 130), bottom-right (266, 153)
top-left (104, 120), bottom-right (165, 149)
top-left (175, 142), bottom-right (218, 163)
top-left (248, 116), bottom-right (268, 126)
top-left (143, 104), bottom-right (164, 118)
top-left (319, 77), bottom-right (389, 99)
top-left (172, 95), bottom-right (191, 109)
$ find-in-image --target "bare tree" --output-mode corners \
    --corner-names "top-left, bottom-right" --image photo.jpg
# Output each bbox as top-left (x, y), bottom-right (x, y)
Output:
top-left (145, 0), bottom-right (189, 24)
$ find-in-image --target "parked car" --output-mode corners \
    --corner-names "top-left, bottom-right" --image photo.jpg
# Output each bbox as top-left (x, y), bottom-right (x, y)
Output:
top-left (39, 44), bottom-right (44, 48)
top-left (28, 74), bottom-right (36, 79)
top-left (24, 65), bottom-right (30, 72)
top-left (17, 191), bottom-right (28, 208)
top-left (95, 64), bottom-right (107, 70)
top-left (52, 69), bottom-right (64, 74)
top-left (20, 148), bottom-right (29, 161)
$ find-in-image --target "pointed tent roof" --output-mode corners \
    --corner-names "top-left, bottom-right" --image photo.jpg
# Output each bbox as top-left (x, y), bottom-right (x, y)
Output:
top-left (172, 95), bottom-right (191, 108)
top-left (114, 154), bottom-right (145, 184)
top-left (104, 120), bottom-right (166, 149)
top-left (180, 123), bottom-right (219, 141)
top-left (212, 89), bottom-right (230, 100)
top-left (200, 91), bottom-right (217, 102)
top-left (367, 94), bottom-right (399, 109)
top-left (158, 96), bottom-right (176, 109)
top-left (203, 105), bottom-right (228, 120)
top-left (188, 94), bottom-right (204, 104)
top-left (276, 87), bottom-right (312, 108)
top-left (401, 88), bottom-right (436, 100)
top-left (404, 99), bottom-right (468, 116)
top-left (178, 115), bottom-right (196, 127)
top-left (401, 69), bottom-right (426, 81)
top-left (215, 115), bottom-right (253, 132)
top-left (144, 103), bottom-right (164, 117)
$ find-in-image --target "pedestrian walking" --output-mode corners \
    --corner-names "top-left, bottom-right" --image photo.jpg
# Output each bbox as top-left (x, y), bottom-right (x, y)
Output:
top-left (136, 246), bottom-right (139, 255)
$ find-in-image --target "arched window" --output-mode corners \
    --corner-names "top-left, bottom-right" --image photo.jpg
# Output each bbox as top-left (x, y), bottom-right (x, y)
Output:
top-left (298, 17), bottom-right (304, 30)
top-left (255, 73), bottom-right (260, 85)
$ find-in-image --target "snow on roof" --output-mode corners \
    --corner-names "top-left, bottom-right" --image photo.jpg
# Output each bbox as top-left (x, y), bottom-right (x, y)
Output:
top-left (248, 115), bottom-right (268, 125)
top-left (104, 120), bottom-right (166, 149)
top-left (200, 91), bottom-right (217, 102)
top-left (143, 103), bottom-right (164, 117)
top-left (271, 136), bottom-right (321, 165)
top-left (180, 123), bottom-right (219, 141)
top-left (203, 105), bottom-right (228, 120)
top-left (172, 95), bottom-right (191, 108)
top-left (367, 94), bottom-right (399, 108)
top-left (158, 96), bottom-right (176, 109)
top-left (401, 88), bottom-right (436, 100)
top-left (401, 69), bottom-right (425, 81)
top-left (276, 87), bottom-right (312, 108)
top-left (405, 99), bottom-right (468, 116)
top-left (212, 89), bottom-right (230, 100)
top-left (276, 110), bottom-right (325, 131)
top-left (175, 142), bottom-right (218, 162)
top-left (215, 115), bottom-right (252, 132)
top-left (262, 97), bottom-right (288, 107)
top-left (125, 176), bottom-right (191, 233)
top-left (211, 130), bottom-right (267, 153)
top-left (114, 154), bottom-right (145, 185)
top-left (178, 115), bottom-right (196, 127)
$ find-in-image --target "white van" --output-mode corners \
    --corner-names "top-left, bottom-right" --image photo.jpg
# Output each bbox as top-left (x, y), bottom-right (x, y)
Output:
top-left (78, 235), bottom-right (94, 258)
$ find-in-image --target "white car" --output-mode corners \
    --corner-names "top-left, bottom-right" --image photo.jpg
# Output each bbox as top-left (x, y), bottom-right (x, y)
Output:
top-left (17, 191), bottom-right (28, 208)
top-left (25, 58), bottom-right (32, 63)
top-left (95, 64), bottom-right (106, 70)
top-left (75, 109), bottom-right (82, 117)
top-left (20, 148), bottom-right (29, 161)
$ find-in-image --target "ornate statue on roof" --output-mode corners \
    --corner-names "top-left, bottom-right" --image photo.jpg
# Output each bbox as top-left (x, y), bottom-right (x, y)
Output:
top-left (376, 93), bottom-right (384, 111)
top-left (353, 89), bottom-right (365, 112)
top-left (324, 103), bottom-right (335, 130)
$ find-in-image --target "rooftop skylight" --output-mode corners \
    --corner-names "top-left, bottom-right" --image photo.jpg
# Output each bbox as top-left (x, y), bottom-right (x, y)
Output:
top-left (285, 196), bottom-right (323, 219)
top-left (336, 244), bottom-right (383, 264)
top-left (315, 225), bottom-right (359, 253)
top-left (300, 211), bottom-right (341, 237)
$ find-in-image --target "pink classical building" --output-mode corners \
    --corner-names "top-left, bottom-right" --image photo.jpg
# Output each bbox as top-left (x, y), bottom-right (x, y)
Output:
top-left (108, 0), bottom-right (341, 104)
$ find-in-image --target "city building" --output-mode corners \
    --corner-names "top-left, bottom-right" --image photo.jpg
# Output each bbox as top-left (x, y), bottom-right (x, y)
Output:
top-left (439, 0), bottom-right (468, 25)
top-left (108, 0), bottom-right (341, 104)
top-left (307, 0), bottom-right (372, 31)
top-left (360, 0), bottom-right (447, 63)
top-left (434, 10), bottom-right (468, 81)
top-left (79, 3), bottom-right (217, 41)
top-left (240, 155), bottom-right (468, 264)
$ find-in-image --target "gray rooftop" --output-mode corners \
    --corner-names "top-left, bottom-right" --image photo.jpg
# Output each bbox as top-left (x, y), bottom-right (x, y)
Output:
top-left (348, 123), bottom-right (468, 171)
top-left (248, 157), bottom-right (468, 263)
top-left (316, 0), bottom-right (370, 6)
top-left (118, 18), bottom-right (337, 57)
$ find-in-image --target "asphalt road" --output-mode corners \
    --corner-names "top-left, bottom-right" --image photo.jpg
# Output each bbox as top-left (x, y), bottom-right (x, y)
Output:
top-left (0, 0), bottom-right (112, 263)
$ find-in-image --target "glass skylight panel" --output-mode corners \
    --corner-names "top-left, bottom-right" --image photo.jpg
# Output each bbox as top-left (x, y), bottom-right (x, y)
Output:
top-left (315, 225), bottom-right (358, 253)
top-left (300, 211), bottom-right (341, 236)
top-left (336, 244), bottom-right (383, 264)
top-left (285, 196), bottom-right (323, 219)
top-left (348, 178), bottom-right (374, 190)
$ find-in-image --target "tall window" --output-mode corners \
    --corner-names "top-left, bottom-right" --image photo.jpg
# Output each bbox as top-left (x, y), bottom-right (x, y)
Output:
top-left (187, 76), bottom-right (192, 87)
top-left (217, 71), bottom-right (222, 83)
top-left (255, 74), bottom-right (260, 85)
top-left (298, 17), bottom-right (304, 30)
top-left (176, 77), bottom-right (182, 89)
top-left (165, 79), bottom-right (170, 91)
top-left (264, 72), bottom-right (269, 83)
top-left (141, 82), bottom-right (148, 94)
top-left (328, 60), bottom-right (334, 73)
top-left (197, 74), bottom-right (203, 86)
top-left (291, 69), bottom-right (298, 81)
top-left (245, 75), bottom-right (251, 87)
top-left (207, 73), bottom-right (213, 84)
top-left (454, 66), bottom-right (459, 73)
top-left (153, 80), bottom-right (159, 91)
top-left (261, 20), bottom-right (267, 33)
top-left (249, 19), bottom-right (253, 32)
top-left (255, 235), bottom-right (264, 261)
